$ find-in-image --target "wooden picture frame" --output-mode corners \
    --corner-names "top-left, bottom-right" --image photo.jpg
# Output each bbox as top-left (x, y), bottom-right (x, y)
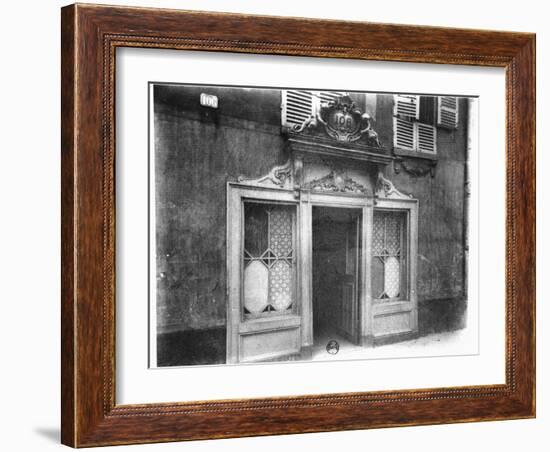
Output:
top-left (61, 3), bottom-right (535, 447)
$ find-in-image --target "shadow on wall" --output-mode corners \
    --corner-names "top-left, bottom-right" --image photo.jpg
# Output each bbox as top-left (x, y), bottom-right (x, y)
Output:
top-left (157, 328), bottom-right (226, 367)
top-left (418, 298), bottom-right (467, 335)
top-left (34, 427), bottom-right (60, 443)
top-left (155, 298), bottom-right (466, 367)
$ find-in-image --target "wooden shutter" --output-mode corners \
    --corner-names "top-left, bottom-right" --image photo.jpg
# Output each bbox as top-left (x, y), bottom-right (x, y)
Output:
top-left (394, 117), bottom-right (415, 151)
top-left (281, 90), bottom-right (315, 128)
top-left (417, 123), bottom-right (436, 154)
top-left (319, 91), bottom-right (347, 105)
top-left (437, 96), bottom-right (459, 129)
top-left (394, 94), bottom-right (419, 119)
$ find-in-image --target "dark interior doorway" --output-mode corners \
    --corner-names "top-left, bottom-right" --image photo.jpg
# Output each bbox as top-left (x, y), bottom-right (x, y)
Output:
top-left (312, 206), bottom-right (362, 350)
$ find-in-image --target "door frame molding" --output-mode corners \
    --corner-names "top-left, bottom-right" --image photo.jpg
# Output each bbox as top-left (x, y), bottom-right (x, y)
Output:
top-left (307, 193), bottom-right (373, 351)
top-left (227, 181), bottom-right (419, 362)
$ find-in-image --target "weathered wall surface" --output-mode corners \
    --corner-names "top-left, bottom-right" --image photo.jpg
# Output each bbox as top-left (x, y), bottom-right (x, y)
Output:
top-left (381, 98), bottom-right (469, 303)
top-left (154, 85), bottom-right (468, 338)
top-left (377, 96), bottom-right (469, 332)
top-left (154, 84), bottom-right (286, 332)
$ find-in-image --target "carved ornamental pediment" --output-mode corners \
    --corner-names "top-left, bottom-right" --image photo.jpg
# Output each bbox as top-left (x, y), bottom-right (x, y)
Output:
top-left (237, 160), bottom-right (293, 189)
top-left (375, 171), bottom-right (412, 200)
top-left (303, 169), bottom-right (369, 194)
top-left (289, 95), bottom-right (383, 149)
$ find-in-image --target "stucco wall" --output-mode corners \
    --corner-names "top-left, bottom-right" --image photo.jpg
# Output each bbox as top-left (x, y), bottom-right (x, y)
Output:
top-left (154, 85), bottom-right (286, 332)
top-left (384, 97), bottom-right (469, 303)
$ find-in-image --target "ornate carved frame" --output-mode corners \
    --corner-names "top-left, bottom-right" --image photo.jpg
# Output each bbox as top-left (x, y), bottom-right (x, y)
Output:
top-left (61, 4), bottom-right (535, 447)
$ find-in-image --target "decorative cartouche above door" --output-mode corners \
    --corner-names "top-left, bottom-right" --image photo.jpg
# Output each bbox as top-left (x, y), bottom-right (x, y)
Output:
top-left (283, 94), bottom-right (394, 195)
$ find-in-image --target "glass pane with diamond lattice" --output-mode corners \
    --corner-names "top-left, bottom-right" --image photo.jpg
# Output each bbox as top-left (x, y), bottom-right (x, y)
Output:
top-left (373, 210), bottom-right (407, 300)
top-left (243, 202), bottom-right (296, 317)
top-left (385, 215), bottom-right (401, 255)
top-left (269, 260), bottom-right (293, 311)
top-left (269, 206), bottom-right (293, 257)
top-left (372, 214), bottom-right (385, 255)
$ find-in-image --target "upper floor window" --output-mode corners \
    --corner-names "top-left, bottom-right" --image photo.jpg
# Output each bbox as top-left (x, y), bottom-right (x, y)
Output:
top-left (281, 90), bottom-right (347, 128)
top-left (393, 95), bottom-right (459, 156)
top-left (437, 96), bottom-right (460, 129)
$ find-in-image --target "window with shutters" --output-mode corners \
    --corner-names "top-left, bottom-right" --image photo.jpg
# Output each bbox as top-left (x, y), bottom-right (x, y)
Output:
top-left (393, 95), bottom-right (436, 155)
top-left (437, 96), bottom-right (459, 129)
top-left (281, 90), bottom-right (316, 129)
top-left (394, 95), bottom-right (420, 119)
top-left (393, 95), bottom-right (457, 156)
top-left (243, 201), bottom-right (297, 319)
top-left (281, 90), bottom-right (347, 128)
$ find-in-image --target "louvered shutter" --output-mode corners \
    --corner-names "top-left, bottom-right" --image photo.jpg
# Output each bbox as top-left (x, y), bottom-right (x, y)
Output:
top-left (281, 90), bottom-right (315, 128)
top-left (394, 95), bottom-right (419, 119)
top-left (394, 117), bottom-right (415, 152)
top-left (437, 96), bottom-right (459, 129)
top-left (319, 91), bottom-right (347, 105)
top-left (417, 123), bottom-right (436, 154)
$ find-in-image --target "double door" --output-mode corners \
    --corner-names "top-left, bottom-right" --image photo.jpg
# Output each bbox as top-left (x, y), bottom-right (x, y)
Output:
top-left (227, 184), bottom-right (418, 363)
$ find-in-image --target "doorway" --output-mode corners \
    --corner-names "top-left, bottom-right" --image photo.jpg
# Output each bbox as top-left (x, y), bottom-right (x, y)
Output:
top-left (312, 206), bottom-right (362, 355)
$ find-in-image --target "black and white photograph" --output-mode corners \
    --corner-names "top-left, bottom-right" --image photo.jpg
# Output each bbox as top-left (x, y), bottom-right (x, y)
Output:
top-left (149, 84), bottom-right (476, 368)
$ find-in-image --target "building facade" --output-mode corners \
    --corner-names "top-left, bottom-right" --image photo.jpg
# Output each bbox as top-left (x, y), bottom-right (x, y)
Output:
top-left (153, 84), bottom-right (470, 366)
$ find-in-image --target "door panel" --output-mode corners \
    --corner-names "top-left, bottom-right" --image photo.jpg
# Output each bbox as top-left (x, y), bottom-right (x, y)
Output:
top-left (227, 187), bottom-right (301, 364)
top-left (239, 319), bottom-right (301, 362)
top-left (337, 279), bottom-right (358, 343)
top-left (370, 205), bottom-right (418, 343)
top-left (336, 215), bottom-right (361, 344)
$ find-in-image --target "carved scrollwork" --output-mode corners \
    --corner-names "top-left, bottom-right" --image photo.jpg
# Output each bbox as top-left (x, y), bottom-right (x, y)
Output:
top-left (291, 115), bottom-right (317, 134)
top-left (289, 95), bottom-right (383, 148)
top-left (393, 158), bottom-right (436, 178)
top-left (237, 159), bottom-right (292, 188)
top-left (303, 169), bottom-right (369, 194)
top-left (375, 171), bottom-right (412, 199)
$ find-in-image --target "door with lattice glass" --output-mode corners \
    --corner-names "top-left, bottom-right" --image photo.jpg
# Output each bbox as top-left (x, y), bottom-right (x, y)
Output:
top-left (227, 185), bottom-right (302, 364)
top-left (370, 199), bottom-right (418, 344)
top-left (243, 202), bottom-right (296, 317)
top-left (228, 182), bottom-right (419, 362)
